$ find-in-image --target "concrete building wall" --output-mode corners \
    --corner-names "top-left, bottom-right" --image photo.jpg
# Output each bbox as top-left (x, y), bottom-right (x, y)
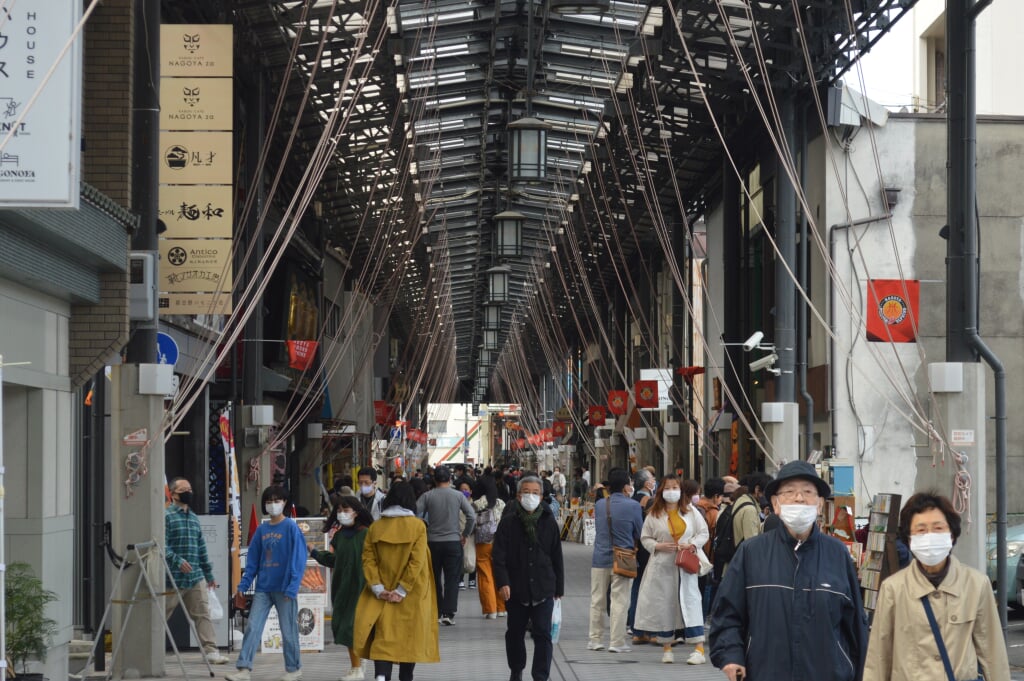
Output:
top-left (823, 117), bottom-right (923, 513)
top-left (909, 116), bottom-right (1024, 515)
top-left (1, 277), bottom-right (73, 681)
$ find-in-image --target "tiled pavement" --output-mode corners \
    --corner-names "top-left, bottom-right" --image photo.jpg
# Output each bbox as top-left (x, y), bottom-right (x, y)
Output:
top-left (90, 540), bottom-right (1024, 681)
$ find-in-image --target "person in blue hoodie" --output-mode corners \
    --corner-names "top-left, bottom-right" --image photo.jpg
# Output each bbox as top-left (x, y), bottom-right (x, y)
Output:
top-left (227, 485), bottom-right (310, 681)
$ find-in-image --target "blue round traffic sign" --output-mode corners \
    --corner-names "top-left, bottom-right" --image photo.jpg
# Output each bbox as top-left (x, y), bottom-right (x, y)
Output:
top-left (157, 332), bottom-right (179, 366)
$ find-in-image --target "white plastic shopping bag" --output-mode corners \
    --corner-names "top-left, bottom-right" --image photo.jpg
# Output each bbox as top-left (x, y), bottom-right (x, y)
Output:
top-left (207, 587), bottom-right (224, 621)
top-left (550, 598), bottom-right (562, 644)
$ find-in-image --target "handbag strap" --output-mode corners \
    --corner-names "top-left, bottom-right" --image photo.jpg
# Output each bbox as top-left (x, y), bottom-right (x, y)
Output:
top-left (605, 493), bottom-right (614, 546)
top-left (921, 595), bottom-right (957, 681)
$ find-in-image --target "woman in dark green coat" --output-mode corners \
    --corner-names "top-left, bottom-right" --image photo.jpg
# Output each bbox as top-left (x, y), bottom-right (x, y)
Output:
top-left (311, 495), bottom-right (374, 681)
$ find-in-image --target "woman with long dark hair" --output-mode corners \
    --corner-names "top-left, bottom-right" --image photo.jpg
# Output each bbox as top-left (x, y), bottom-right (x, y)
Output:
top-left (471, 472), bottom-right (506, 619)
top-left (310, 496), bottom-right (374, 680)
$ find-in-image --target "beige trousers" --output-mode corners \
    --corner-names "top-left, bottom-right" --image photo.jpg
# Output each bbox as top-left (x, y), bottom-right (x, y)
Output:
top-left (588, 567), bottom-right (633, 648)
top-left (165, 578), bottom-right (218, 654)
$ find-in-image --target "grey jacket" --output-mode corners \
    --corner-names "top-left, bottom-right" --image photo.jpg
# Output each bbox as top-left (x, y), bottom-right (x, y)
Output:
top-left (416, 486), bottom-right (476, 542)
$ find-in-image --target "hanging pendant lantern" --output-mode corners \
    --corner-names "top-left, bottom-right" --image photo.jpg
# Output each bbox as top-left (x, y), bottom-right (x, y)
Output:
top-left (484, 303), bottom-right (501, 329)
top-left (484, 328), bottom-right (499, 351)
top-left (549, 0), bottom-right (610, 13)
top-left (509, 117), bottom-right (551, 181)
top-left (488, 264), bottom-right (511, 303)
top-left (494, 210), bottom-right (524, 257)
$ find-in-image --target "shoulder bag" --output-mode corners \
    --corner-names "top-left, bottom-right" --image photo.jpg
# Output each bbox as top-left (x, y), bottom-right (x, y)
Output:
top-left (607, 497), bottom-right (637, 578)
top-left (921, 595), bottom-right (982, 681)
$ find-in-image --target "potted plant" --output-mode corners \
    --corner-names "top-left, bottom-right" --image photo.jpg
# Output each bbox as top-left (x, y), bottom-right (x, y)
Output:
top-left (4, 562), bottom-right (57, 679)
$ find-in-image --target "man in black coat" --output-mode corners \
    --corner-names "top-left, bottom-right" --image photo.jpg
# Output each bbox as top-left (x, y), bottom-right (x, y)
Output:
top-left (493, 474), bottom-right (565, 681)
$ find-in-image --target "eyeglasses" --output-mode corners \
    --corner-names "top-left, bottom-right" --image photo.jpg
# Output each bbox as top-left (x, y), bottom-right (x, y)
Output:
top-left (776, 489), bottom-right (818, 502)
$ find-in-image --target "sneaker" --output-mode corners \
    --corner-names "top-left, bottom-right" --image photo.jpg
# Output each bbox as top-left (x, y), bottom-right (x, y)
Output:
top-left (459, 581), bottom-right (466, 590)
top-left (439, 615), bottom-right (454, 626)
top-left (280, 672), bottom-right (303, 681)
top-left (497, 611), bottom-right (507, 618)
top-left (586, 641), bottom-right (605, 651)
top-left (341, 667), bottom-right (364, 681)
top-left (686, 651), bottom-right (706, 665)
top-left (225, 671), bottom-right (250, 681)
top-left (484, 613), bottom-right (497, 620)
top-left (661, 650), bottom-right (674, 664)
top-left (206, 652), bottom-right (230, 665)
top-left (608, 645), bottom-right (633, 653)
top-left (469, 580), bottom-right (477, 588)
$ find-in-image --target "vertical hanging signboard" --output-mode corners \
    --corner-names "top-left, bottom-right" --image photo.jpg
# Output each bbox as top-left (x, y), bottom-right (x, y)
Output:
top-left (158, 24), bottom-right (234, 316)
top-left (0, 2), bottom-right (83, 207)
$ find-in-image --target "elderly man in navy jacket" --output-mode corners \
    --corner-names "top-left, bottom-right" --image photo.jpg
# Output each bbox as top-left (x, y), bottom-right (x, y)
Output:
top-left (709, 460), bottom-right (868, 681)
top-left (493, 474), bottom-right (564, 681)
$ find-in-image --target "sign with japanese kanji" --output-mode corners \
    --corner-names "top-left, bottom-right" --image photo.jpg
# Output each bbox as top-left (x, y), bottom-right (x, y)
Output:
top-left (0, 2), bottom-right (82, 207)
top-left (159, 239), bottom-right (233, 293)
top-left (159, 131), bottom-right (233, 184)
top-left (160, 76), bottom-right (233, 131)
top-left (159, 185), bottom-right (233, 238)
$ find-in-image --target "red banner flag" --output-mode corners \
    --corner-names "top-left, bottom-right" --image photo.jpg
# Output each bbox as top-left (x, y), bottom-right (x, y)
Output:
top-left (676, 366), bottom-right (706, 384)
top-left (247, 503), bottom-right (259, 542)
top-left (540, 428), bottom-right (554, 442)
top-left (286, 340), bottom-right (318, 370)
top-left (608, 390), bottom-right (629, 415)
top-left (515, 438), bottom-right (527, 450)
top-left (552, 421), bottom-right (567, 437)
top-left (588, 405), bottom-right (607, 426)
top-left (373, 400), bottom-right (389, 425)
top-left (635, 380), bottom-right (659, 408)
top-left (866, 279), bottom-right (919, 343)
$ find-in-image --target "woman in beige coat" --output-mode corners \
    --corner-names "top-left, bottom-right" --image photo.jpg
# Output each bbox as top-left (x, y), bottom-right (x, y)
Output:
top-left (864, 492), bottom-right (1009, 681)
top-left (633, 475), bottom-right (709, 665)
top-left (354, 482), bottom-right (440, 681)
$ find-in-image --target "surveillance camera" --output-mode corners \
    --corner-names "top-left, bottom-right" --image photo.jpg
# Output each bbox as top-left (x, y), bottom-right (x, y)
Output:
top-left (742, 331), bottom-right (764, 352)
top-left (748, 352), bottom-right (778, 373)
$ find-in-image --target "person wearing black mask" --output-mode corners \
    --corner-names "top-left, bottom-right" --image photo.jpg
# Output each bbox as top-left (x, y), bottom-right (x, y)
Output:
top-left (165, 477), bottom-right (229, 664)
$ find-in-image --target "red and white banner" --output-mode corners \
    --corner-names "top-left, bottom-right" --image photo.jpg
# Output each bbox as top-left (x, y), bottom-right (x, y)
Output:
top-left (552, 421), bottom-right (568, 438)
top-left (608, 390), bottom-right (629, 415)
top-left (588, 405), bottom-right (607, 426)
top-left (635, 380), bottom-right (659, 409)
top-left (866, 279), bottom-right (919, 343)
top-left (286, 340), bottom-right (318, 370)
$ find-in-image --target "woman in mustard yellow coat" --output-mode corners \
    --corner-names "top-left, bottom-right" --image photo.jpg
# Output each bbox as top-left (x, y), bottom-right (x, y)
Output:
top-left (354, 481), bottom-right (439, 681)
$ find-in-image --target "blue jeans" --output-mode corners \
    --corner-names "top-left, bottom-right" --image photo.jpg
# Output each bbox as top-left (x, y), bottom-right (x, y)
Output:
top-left (236, 591), bottom-right (301, 672)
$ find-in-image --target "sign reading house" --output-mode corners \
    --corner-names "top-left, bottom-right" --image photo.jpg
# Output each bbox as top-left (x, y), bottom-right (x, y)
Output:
top-left (0, 2), bottom-right (82, 207)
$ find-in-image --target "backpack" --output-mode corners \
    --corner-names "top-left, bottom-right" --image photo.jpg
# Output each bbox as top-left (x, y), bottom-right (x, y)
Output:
top-left (712, 498), bottom-right (755, 581)
top-left (474, 499), bottom-right (504, 544)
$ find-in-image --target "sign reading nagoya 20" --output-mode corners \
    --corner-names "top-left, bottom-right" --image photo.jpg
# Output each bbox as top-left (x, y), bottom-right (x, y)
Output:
top-left (0, 2), bottom-right (82, 207)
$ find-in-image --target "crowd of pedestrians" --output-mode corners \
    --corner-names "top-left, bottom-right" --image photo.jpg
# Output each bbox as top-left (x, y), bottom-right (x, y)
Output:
top-left (217, 460), bottom-right (1010, 681)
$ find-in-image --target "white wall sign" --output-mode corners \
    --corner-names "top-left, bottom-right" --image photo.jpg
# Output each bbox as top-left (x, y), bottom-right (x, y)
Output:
top-left (950, 429), bottom-right (975, 446)
top-left (0, 2), bottom-right (82, 207)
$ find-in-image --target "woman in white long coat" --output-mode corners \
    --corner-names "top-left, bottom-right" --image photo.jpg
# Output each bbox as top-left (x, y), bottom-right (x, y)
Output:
top-left (633, 475), bottom-right (709, 665)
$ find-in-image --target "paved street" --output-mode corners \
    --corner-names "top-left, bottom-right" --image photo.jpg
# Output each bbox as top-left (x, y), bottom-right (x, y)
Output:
top-left (96, 540), bottom-right (1024, 681)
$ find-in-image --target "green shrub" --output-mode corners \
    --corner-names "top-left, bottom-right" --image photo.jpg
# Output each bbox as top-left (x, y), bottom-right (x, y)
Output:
top-left (4, 562), bottom-right (58, 674)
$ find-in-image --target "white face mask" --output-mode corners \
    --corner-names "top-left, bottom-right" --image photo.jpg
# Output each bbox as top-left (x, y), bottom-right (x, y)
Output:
top-left (692, 495), bottom-right (701, 506)
top-left (267, 501), bottom-right (285, 517)
top-left (360, 484), bottom-right (374, 496)
top-left (910, 532), bottom-right (953, 567)
top-left (338, 511), bottom-right (355, 527)
top-left (662, 489), bottom-right (681, 503)
top-left (520, 493), bottom-right (541, 512)
top-left (779, 504), bottom-right (818, 535)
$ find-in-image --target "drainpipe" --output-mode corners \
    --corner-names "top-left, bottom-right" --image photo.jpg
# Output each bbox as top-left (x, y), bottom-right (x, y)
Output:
top-left (828, 214), bottom-right (891, 464)
top-left (949, 0), bottom-right (1008, 631)
top-left (798, 109), bottom-right (813, 460)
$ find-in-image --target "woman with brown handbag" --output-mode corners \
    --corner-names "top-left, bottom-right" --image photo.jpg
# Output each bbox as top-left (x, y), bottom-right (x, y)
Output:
top-left (633, 475), bottom-right (710, 665)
